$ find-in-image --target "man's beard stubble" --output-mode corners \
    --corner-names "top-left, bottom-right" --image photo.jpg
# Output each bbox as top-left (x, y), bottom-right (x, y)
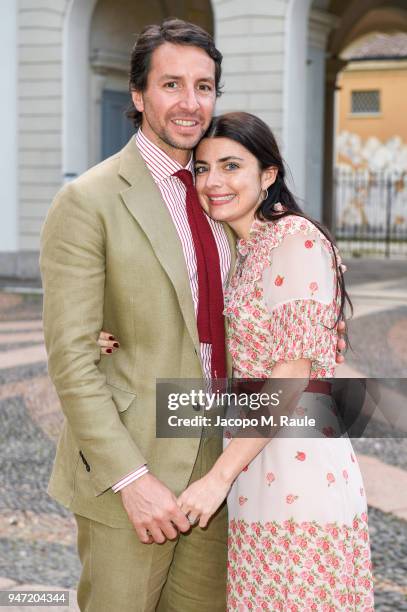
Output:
top-left (143, 109), bottom-right (207, 152)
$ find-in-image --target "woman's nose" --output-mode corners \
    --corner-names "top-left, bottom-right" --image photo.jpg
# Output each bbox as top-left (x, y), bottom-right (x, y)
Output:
top-left (205, 169), bottom-right (223, 189)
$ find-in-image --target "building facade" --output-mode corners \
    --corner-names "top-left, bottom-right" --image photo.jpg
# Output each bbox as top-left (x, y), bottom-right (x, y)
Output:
top-left (337, 32), bottom-right (407, 168)
top-left (1, 0), bottom-right (407, 279)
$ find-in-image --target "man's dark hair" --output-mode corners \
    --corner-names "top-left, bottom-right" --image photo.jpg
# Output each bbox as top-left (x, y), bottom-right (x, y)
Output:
top-left (127, 18), bottom-right (223, 128)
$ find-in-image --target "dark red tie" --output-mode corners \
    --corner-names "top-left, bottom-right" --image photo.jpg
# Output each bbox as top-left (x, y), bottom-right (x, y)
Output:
top-left (174, 169), bottom-right (227, 382)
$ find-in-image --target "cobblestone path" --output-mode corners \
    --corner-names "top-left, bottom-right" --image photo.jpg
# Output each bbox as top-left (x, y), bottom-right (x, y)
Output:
top-left (0, 290), bottom-right (406, 611)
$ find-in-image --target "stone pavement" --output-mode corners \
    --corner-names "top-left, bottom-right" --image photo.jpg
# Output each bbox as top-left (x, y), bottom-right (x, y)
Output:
top-left (0, 259), bottom-right (406, 611)
top-left (338, 257), bottom-right (407, 378)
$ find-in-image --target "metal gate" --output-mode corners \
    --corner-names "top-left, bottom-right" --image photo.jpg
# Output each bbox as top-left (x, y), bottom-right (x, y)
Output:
top-left (334, 168), bottom-right (407, 257)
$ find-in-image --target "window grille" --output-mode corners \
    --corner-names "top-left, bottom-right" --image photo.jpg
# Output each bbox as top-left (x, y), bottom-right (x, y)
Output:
top-left (351, 90), bottom-right (380, 114)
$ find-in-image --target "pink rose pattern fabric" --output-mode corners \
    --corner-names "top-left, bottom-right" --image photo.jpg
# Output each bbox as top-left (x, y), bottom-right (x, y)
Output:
top-left (223, 216), bottom-right (374, 610)
top-left (227, 515), bottom-right (373, 611)
top-left (224, 216), bottom-right (341, 380)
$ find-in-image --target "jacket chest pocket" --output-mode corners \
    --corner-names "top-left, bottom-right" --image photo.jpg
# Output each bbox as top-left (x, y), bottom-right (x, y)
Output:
top-left (107, 382), bottom-right (137, 413)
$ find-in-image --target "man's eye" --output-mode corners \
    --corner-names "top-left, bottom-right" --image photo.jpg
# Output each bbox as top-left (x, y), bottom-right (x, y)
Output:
top-left (198, 84), bottom-right (213, 92)
top-left (165, 82), bottom-right (178, 89)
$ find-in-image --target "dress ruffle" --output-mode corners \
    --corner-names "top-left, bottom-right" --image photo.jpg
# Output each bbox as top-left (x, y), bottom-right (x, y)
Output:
top-left (224, 216), bottom-right (341, 379)
top-left (267, 299), bottom-right (338, 378)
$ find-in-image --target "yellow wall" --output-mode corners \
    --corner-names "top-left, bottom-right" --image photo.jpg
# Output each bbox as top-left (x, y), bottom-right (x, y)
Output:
top-left (337, 60), bottom-right (407, 143)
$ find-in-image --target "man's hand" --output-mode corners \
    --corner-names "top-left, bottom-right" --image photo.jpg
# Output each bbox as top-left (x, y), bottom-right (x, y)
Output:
top-left (336, 319), bottom-right (346, 364)
top-left (120, 473), bottom-right (191, 544)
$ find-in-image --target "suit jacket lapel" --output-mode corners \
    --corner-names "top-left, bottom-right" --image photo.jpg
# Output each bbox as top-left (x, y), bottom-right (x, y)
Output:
top-left (118, 138), bottom-right (200, 355)
top-left (118, 137), bottom-right (238, 376)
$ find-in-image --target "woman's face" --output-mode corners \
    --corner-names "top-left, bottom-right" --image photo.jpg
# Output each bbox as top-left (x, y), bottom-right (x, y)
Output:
top-left (194, 137), bottom-right (276, 226)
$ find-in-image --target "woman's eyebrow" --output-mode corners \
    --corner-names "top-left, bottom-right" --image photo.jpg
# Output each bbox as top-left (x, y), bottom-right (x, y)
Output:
top-left (194, 156), bottom-right (244, 164)
top-left (218, 156), bottom-right (244, 162)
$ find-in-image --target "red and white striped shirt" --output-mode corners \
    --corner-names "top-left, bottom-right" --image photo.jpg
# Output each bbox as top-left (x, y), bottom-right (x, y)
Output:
top-left (113, 129), bottom-right (231, 492)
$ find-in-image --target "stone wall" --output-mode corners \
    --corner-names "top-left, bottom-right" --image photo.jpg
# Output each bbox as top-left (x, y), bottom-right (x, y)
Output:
top-left (213, 0), bottom-right (287, 144)
top-left (18, 0), bottom-right (70, 252)
top-left (9, 0), bottom-right (292, 279)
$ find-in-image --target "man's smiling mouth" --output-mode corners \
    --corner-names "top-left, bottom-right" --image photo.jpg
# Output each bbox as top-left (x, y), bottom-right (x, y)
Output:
top-left (172, 119), bottom-right (199, 127)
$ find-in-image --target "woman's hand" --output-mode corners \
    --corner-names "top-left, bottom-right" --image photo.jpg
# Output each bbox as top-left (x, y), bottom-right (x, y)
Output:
top-left (177, 471), bottom-right (232, 528)
top-left (336, 319), bottom-right (346, 364)
top-left (97, 330), bottom-right (120, 355)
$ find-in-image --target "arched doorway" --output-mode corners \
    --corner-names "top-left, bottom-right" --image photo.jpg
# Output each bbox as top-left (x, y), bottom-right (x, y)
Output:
top-left (283, 0), bottom-right (338, 217)
top-left (285, 0), bottom-right (407, 230)
top-left (63, 0), bottom-right (214, 180)
top-left (321, 0), bottom-right (407, 232)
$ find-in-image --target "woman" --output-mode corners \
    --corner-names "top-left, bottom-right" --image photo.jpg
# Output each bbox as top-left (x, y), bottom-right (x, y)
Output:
top-left (100, 112), bottom-right (374, 611)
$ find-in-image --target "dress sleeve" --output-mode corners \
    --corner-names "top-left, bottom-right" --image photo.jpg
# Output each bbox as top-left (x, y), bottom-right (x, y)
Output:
top-left (261, 229), bottom-right (339, 372)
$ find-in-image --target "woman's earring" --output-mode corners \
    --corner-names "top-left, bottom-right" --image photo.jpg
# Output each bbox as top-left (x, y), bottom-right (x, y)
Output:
top-left (262, 188), bottom-right (269, 201)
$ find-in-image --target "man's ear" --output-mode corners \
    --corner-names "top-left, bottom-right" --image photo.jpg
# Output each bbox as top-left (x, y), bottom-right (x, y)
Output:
top-left (262, 166), bottom-right (279, 191)
top-left (131, 90), bottom-right (144, 113)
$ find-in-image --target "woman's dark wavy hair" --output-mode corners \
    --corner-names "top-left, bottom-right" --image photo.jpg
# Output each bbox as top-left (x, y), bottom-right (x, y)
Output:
top-left (127, 18), bottom-right (223, 129)
top-left (204, 112), bottom-right (353, 328)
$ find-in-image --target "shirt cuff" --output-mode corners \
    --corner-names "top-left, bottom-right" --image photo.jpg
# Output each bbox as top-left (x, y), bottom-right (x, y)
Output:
top-left (112, 464), bottom-right (149, 492)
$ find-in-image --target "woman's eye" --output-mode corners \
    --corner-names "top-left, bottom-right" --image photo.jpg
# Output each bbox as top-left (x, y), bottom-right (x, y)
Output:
top-left (225, 162), bottom-right (239, 170)
top-left (194, 166), bottom-right (207, 175)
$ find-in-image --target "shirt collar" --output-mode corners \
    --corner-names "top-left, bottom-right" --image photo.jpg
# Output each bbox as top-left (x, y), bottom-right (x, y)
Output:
top-left (135, 128), bottom-right (194, 184)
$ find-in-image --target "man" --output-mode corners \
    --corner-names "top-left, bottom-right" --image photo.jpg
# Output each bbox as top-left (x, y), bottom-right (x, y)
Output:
top-left (40, 18), bottom-right (345, 612)
top-left (41, 19), bottom-right (231, 612)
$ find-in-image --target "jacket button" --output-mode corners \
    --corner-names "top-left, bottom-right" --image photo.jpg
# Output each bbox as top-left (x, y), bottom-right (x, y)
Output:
top-left (86, 465), bottom-right (91, 472)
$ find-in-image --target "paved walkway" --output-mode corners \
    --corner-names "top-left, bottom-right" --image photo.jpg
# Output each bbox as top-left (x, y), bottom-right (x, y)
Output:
top-left (0, 259), bottom-right (406, 610)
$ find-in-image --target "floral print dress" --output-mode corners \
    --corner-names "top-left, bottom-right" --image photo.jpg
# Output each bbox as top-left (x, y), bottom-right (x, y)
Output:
top-left (223, 215), bottom-right (374, 611)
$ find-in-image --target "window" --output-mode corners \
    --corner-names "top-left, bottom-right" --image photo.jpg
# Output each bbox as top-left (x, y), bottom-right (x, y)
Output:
top-left (351, 90), bottom-right (380, 115)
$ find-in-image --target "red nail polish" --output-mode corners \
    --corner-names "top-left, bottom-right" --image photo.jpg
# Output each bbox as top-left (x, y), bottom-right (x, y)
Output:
top-left (113, 342), bottom-right (119, 348)
top-left (106, 348), bottom-right (113, 353)
top-left (109, 336), bottom-right (115, 340)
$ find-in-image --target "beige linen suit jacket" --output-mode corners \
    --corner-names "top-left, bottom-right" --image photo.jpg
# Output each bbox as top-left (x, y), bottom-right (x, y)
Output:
top-left (40, 136), bottom-right (236, 528)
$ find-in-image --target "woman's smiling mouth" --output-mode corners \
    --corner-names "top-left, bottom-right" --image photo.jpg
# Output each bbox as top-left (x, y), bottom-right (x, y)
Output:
top-left (207, 194), bottom-right (236, 205)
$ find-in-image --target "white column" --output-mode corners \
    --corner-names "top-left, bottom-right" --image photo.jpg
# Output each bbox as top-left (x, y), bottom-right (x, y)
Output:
top-left (305, 10), bottom-right (340, 220)
top-left (212, 0), bottom-right (287, 140)
top-left (305, 46), bottom-right (325, 220)
top-left (283, 0), bottom-right (313, 201)
top-left (0, 0), bottom-right (18, 251)
top-left (63, 0), bottom-right (98, 179)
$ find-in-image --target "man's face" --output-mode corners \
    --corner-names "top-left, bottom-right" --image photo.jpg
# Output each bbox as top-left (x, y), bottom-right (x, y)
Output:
top-left (132, 42), bottom-right (217, 162)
